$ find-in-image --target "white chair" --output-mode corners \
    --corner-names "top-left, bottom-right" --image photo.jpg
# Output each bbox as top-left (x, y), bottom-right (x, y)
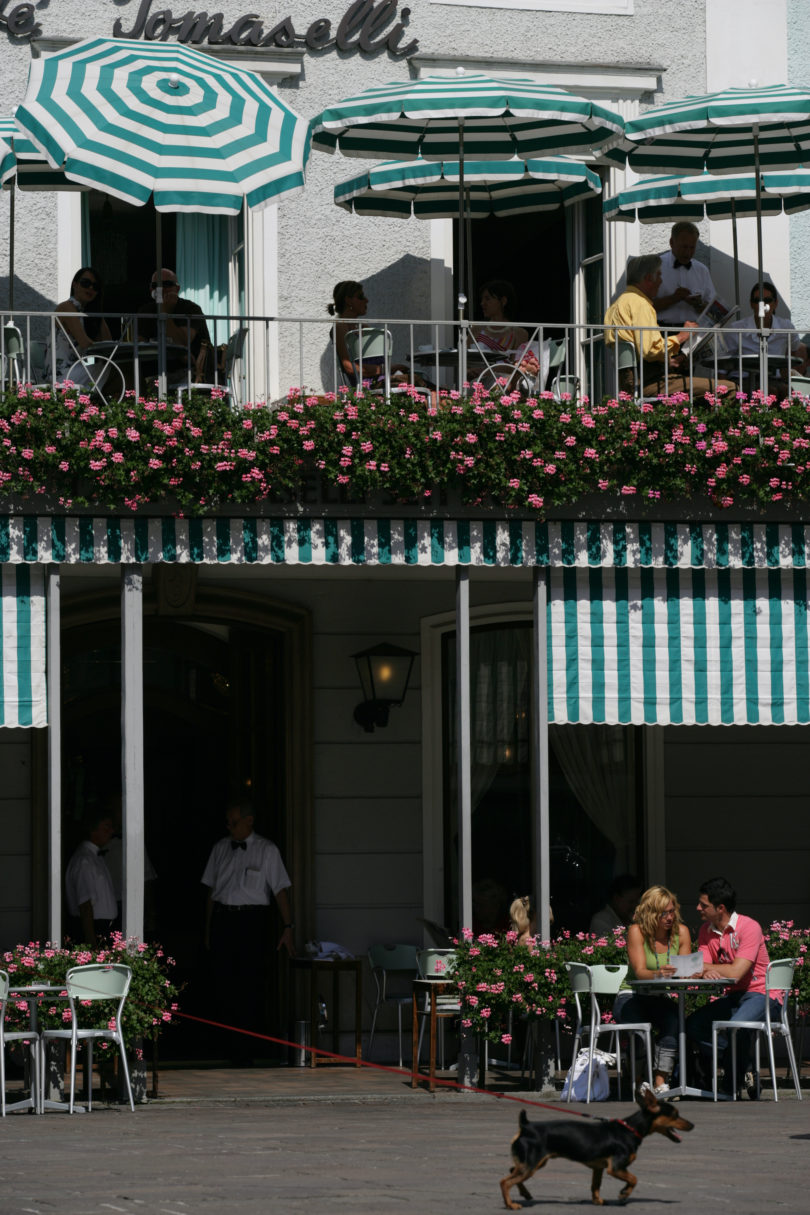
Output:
top-left (65, 352), bottom-right (127, 402)
top-left (711, 958), bottom-right (803, 1102)
top-left (0, 969), bottom-right (40, 1116)
top-left (475, 360), bottom-right (535, 395)
top-left (415, 948), bottom-right (460, 1070)
top-left (177, 327), bottom-right (248, 408)
top-left (367, 944), bottom-right (419, 1069)
top-left (345, 326), bottom-right (409, 398)
top-left (39, 964), bottom-right (135, 1113)
top-left (564, 962), bottom-right (653, 1102)
top-left (547, 338), bottom-right (580, 401)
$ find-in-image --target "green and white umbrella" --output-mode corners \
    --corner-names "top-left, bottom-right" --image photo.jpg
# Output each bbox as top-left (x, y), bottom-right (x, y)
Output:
top-left (313, 73), bottom-right (624, 161)
top-left (14, 36), bottom-right (311, 392)
top-left (14, 37), bottom-right (311, 214)
top-left (335, 155), bottom-right (602, 219)
top-left (314, 72), bottom-right (622, 319)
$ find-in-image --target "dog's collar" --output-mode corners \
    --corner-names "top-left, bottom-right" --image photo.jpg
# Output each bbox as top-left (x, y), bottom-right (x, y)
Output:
top-left (614, 1119), bottom-right (643, 1141)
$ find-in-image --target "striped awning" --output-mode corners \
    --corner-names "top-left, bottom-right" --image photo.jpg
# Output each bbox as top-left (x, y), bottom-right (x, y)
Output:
top-left (3, 516), bottom-right (810, 569)
top-left (1, 565), bottom-right (46, 728)
top-left (549, 566), bottom-right (810, 726)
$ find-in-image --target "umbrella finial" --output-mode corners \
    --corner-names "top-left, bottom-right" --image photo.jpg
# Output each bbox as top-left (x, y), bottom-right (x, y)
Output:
top-left (456, 66), bottom-right (465, 76)
top-left (168, 74), bottom-right (181, 89)
top-left (748, 78), bottom-right (759, 89)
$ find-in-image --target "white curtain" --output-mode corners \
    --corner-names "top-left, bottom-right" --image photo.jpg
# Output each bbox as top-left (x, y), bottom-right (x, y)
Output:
top-left (548, 724), bottom-right (636, 869)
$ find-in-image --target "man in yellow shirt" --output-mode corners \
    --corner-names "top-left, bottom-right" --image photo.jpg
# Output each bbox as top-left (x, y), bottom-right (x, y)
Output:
top-left (605, 254), bottom-right (734, 401)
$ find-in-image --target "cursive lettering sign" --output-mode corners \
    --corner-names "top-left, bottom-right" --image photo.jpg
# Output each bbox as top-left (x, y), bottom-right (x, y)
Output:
top-left (0, 0), bottom-right (40, 38)
top-left (113, 0), bottom-right (419, 56)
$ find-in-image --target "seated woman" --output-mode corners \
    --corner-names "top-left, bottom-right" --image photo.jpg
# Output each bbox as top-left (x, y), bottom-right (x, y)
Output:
top-left (471, 280), bottom-right (529, 357)
top-left (328, 280), bottom-right (413, 389)
top-left (51, 267), bottom-right (112, 384)
top-left (615, 884), bottom-right (692, 1094)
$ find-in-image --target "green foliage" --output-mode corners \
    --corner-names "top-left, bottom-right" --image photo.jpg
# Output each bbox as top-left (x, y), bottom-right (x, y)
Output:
top-left (2, 936), bottom-right (180, 1046)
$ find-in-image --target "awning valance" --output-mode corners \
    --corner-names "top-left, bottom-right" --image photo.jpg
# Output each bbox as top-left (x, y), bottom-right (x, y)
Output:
top-left (3, 516), bottom-right (810, 569)
top-left (0, 565), bottom-right (46, 728)
top-left (549, 566), bottom-right (810, 726)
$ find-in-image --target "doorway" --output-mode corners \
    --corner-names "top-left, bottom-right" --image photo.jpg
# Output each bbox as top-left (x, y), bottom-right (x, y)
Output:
top-left (86, 193), bottom-right (177, 335)
top-left (59, 596), bottom-right (301, 1062)
top-left (457, 209), bottom-right (571, 329)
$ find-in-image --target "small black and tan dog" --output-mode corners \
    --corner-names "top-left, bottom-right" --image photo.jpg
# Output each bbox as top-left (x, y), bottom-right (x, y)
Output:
top-left (500, 1085), bottom-right (694, 1209)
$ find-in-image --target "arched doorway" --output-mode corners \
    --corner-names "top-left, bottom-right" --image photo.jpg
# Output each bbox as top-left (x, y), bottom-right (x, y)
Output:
top-left (57, 579), bottom-right (311, 1061)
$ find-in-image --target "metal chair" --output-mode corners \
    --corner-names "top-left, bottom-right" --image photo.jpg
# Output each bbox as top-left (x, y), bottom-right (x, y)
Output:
top-left (367, 944), bottom-right (418, 1068)
top-left (475, 360), bottom-right (535, 395)
top-left (564, 962), bottom-right (653, 1102)
top-left (0, 969), bottom-right (40, 1115)
top-left (344, 326), bottom-right (409, 398)
top-left (177, 327), bottom-right (248, 407)
top-left (711, 958), bottom-right (803, 1102)
top-left (39, 963), bottom-right (135, 1113)
top-left (547, 337), bottom-right (580, 401)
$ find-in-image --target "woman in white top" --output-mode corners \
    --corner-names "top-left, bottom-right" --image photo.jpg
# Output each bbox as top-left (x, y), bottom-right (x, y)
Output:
top-left (51, 267), bottom-right (112, 384)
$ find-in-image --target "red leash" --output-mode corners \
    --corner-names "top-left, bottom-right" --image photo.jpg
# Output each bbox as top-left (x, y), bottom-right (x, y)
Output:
top-left (174, 1009), bottom-right (608, 1119)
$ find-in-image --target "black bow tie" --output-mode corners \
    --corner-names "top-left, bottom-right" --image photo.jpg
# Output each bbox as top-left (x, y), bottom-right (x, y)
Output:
top-left (231, 840), bottom-right (247, 851)
top-left (673, 259), bottom-right (692, 270)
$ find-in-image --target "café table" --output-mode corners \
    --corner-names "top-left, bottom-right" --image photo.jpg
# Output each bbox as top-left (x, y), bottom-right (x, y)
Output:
top-left (629, 976), bottom-right (733, 1099)
top-left (82, 340), bottom-right (190, 395)
top-left (8, 982), bottom-right (71, 1113)
top-left (290, 957), bottom-right (362, 1068)
top-left (713, 353), bottom-right (804, 392)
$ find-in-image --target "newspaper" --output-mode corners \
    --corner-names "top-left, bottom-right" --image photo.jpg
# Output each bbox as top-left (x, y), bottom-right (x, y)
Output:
top-left (664, 951), bottom-right (703, 978)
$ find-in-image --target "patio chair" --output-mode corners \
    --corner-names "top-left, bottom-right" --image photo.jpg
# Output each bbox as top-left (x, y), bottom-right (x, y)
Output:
top-left (564, 962), bottom-right (653, 1102)
top-left (177, 327), bottom-right (248, 408)
top-left (367, 943), bottom-right (419, 1069)
top-left (711, 958), bottom-right (803, 1102)
top-left (547, 338), bottom-right (580, 401)
top-left (0, 969), bottom-right (40, 1116)
top-left (39, 963), bottom-right (135, 1113)
top-left (344, 326), bottom-right (410, 398)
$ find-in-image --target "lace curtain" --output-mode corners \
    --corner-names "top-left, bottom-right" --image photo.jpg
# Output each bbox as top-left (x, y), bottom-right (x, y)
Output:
top-left (548, 724), bottom-right (636, 870)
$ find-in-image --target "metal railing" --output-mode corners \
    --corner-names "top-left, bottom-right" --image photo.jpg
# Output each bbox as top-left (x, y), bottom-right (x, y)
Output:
top-left (2, 310), bottom-right (809, 406)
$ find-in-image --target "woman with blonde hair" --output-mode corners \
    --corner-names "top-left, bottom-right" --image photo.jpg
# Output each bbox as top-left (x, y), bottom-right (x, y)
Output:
top-left (616, 884), bottom-right (692, 1093)
top-left (509, 894), bottom-right (536, 945)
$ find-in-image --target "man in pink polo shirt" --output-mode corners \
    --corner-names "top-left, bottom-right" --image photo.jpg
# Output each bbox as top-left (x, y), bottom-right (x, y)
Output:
top-left (685, 876), bottom-right (780, 1098)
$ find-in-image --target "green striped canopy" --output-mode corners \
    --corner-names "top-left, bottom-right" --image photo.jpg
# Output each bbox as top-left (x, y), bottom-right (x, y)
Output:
top-left (14, 37), bottom-right (311, 213)
top-left (604, 168), bottom-right (810, 222)
top-left (0, 120), bottom-right (13, 186)
top-left (624, 84), bottom-right (810, 174)
top-left (335, 155), bottom-right (602, 219)
top-left (312, 73), bottom-right (624, 160)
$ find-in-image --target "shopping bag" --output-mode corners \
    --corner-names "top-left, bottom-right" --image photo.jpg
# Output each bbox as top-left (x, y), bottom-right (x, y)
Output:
top-left (561, 1047), bottom-right (615, 1101)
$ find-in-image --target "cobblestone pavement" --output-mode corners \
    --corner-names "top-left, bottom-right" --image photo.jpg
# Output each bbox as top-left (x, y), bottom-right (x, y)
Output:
top-left (0, 1079), bottom-right (806, 1214)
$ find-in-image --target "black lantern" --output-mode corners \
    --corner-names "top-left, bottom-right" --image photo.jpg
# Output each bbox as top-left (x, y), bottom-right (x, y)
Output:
top-left (352, 642), bottom-right (417, 732)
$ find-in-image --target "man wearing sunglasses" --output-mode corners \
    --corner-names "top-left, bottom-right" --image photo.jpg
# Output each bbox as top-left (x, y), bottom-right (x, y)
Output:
top-left (136, 268), bottom-right (212, 384)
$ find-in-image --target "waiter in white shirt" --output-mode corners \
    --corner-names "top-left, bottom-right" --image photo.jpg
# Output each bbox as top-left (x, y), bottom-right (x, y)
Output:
top-left (202, 798), bottom-right (294, 1063)
top-left (655, 221), bottom-right (718, 327)
top-left (65, 812), bottom-right (118, 945)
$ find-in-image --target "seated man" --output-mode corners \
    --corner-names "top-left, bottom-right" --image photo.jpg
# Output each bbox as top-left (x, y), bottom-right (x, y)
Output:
top-left (685, 875), bottom-right (780, 1097)
top-left (136, 269), bottom-right (212, 385)
top-left (605, 254), bottom-right (735, 402)
top-left (724, 281), bottom-right (808, 378)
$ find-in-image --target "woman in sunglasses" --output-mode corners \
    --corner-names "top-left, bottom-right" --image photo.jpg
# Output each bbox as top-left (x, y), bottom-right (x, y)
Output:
top-left (52, 267), bottom-right (111, 385)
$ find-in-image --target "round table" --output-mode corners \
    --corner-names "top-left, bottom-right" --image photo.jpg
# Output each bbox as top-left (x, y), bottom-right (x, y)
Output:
top-left (629, 977), bottom-right (733, 1099)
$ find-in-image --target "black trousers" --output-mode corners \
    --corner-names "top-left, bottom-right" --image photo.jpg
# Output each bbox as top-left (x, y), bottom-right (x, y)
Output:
top-left (209, 904), bottom-right (271, 1057)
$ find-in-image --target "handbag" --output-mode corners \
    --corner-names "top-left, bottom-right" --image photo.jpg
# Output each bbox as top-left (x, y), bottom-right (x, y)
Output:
top-left (561, 1047), bottom-right (615, 1101)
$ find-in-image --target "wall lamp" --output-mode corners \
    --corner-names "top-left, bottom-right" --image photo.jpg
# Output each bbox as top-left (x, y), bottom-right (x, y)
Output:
top-left (352, 642), bottom-right (417, 733)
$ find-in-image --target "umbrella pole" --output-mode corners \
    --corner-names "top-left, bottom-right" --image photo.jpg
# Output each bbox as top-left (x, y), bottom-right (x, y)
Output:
top-left (9, 178), bottom-right (14, 314)
top-left (458, 119), bottom-right (468, 386)
top-left (753, 125), bottom-right (768, 398)
top-left (731, 198), bottom-right (740, 312)
top-left (155, 210), bottom-right (167, 399)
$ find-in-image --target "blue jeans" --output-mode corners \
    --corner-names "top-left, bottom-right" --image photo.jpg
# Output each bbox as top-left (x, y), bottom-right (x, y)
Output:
top-left (615, 992), bottom-right (678, 1075)
top-left (686, 990), bottom-right (782, 1081)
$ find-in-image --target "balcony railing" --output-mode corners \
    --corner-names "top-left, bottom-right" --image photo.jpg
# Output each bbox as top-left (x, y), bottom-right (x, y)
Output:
top-left (3, 309), bottom-right (809, 406)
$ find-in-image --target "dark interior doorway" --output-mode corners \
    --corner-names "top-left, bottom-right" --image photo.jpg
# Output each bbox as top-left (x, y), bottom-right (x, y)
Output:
top-left (61, 615), bottom-right (287, 1061)
top-left (87, 193), bottom-right (176, 336)
top-left (456, 209), bottom-right (571, 329)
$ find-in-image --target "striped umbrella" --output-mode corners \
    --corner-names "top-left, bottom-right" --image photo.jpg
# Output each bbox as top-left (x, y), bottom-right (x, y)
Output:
top-left (335, 155), bottom-right (602, 219)
top-left (314, 72), bottom-right (622, 316)
top-left (604, 168), bottom-right (810, 308)
top-left (312, 73), bottom-right (624, 161)
top-left (14, 37), bottom-right (311, 214)
top-left (14, 36), bottom-right (311, 392)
